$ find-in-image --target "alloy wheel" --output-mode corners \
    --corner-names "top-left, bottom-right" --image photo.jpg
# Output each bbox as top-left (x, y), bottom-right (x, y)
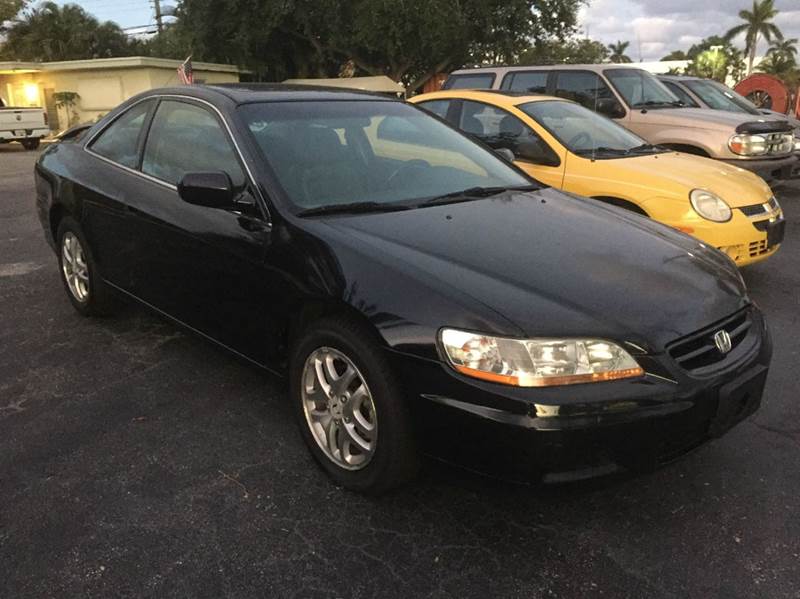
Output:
top-left (61, 232), bottom-right (90, 303)
top-left (301, 347), bottom-right (377, 470)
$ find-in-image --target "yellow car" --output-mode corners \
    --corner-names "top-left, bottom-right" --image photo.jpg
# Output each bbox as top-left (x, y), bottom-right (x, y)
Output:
top-left (410, 90), bottom-right (785, 266)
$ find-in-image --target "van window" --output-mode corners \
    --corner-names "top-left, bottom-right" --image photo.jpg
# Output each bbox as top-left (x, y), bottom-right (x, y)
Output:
top-left (554, 71), bottom-right (615, 110)
top-left (501, 71), bottom-right (548, 94)
top-left (443, 73), bottom-right (495, 90)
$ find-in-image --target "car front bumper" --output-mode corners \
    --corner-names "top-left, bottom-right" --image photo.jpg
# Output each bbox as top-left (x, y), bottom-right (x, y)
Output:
top-left (392, 307), bottom-right (771, 482)
top-left (720, 154), bottom-right (799, 183)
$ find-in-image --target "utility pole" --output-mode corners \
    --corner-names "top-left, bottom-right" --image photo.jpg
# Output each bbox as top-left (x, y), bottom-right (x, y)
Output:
top-left (153, 0), bottom-right (163, 34)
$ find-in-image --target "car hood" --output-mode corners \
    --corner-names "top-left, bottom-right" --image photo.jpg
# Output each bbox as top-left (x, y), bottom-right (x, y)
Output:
top-left (581, 151), bottom-right (773, 206)
top-left (316, 188), bottom-right (748, 352)
top-left (634, 106), bottom-right (789, 131)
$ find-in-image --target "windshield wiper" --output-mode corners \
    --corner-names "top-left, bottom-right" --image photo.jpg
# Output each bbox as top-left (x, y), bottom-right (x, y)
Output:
top-left (417, 185), bottom-right (539, 207)
top-left (297, 201), bottom-right (412, 217)
top-left (631, 100), bottom-right (683, 109)
top-left (574, 146), bottom-right (630, 156)
top-left (628, 143), bottom-right (664, 153)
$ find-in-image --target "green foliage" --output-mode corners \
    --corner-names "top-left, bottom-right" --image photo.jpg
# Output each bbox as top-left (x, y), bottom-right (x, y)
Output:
top-left (167, 0), bottom-right (585, 91)
top-left (608, 40), bottom-right (631, 63)
top-left (0, 2), bottom-right (135, 61)
top-left (518, 37), bottom-right (609, 65)
top-left (683, 36), bottom-right (746, 82)
top-left (758, 38), bottom-right (799, 87)
top-left (660, 50), bottom-right (687, 61)
top-left (0, 0), bottom-right (25, 26)
top-left (724, 0), bottom-right (783, 74)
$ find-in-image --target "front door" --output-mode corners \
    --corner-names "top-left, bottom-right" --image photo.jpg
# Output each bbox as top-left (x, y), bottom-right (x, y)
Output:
top-left (125, 98), bottom-right (273, 362)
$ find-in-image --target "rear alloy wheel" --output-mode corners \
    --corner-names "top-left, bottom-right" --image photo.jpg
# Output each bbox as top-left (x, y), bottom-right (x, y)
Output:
top-left (291, 317), bottom-right (418, 494)
top-left (57, 217), bottom-right (117, 316)
top-left (62, 232), bottom-right (90, 303)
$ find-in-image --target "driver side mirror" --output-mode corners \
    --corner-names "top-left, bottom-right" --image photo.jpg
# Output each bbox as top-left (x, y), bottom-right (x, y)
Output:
top-left (178, 172), bottom-right (234, 209)
top-left (595, 98), bottom-right (626, 119)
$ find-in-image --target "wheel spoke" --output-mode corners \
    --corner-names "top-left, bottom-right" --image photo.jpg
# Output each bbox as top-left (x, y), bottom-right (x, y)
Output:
top-left (331, 365), bottom-right (357, 396)
top-left (343, 421), bottom-right (371, 453)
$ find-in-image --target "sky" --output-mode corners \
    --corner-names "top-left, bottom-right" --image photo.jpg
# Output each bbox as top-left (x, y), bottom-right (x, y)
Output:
top-left (53, 0), bottom-right (800, 61)
top-left (579, 0), bottom-right (800, 61)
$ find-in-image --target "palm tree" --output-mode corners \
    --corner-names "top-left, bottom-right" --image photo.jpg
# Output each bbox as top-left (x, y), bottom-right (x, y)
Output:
top-left (608, 40), bottom-right (632, 63)
top-left (766, 38), bottom-right (798, 61)
top-left (725, 0), bottom-right (783, 75)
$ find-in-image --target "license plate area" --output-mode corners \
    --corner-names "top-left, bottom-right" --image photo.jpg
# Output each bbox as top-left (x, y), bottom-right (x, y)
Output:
top-left (709, 366), bottom-right (767, 437)
top-left (14, 129), bottom-right (26, 137)
top-left (766, 219), bottom-right (786, 248)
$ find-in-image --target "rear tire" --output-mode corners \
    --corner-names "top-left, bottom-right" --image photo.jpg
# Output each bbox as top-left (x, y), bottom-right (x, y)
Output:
top-left (56, 216), bottom-right (117, 316)
top-left (290, 316), bottom-right (419, 494)
top-left (21, 138), bottom-right (41, 151)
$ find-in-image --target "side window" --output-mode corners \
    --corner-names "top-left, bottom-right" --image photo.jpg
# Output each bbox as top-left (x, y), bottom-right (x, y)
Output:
top-left (662, 81), bottom-right (699, 107)
top-left (142, 100), bottom-right (245, 187)
top-left (502, 71), bottom-right (548, 94)
top-left (416, 100), bottom-right (451, 120)
top-left (89, 100), bottom-right (154, 168)
top-left (554, 72), bottom-right (614, 110)
top-left (443, 74), bottom-right (495, 90)
top-left (459, 101), bottom-right (559, 167)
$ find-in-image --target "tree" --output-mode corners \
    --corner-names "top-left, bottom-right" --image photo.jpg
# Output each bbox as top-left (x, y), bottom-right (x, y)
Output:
top-left (661, 50), bottom-right (687, 61)
top-left (608, 40), bottom-right (631, 63)
top-left (684, 36), bottom-right (746, 82)
top-left (169, 0), bottom-right (586, 92)
top-left (0, 2), bottom-right (135, 61)
top-left (766, 38), bottom-right (798, 61)
top-left (758, 38), bottom-right (798, 87)
top-left (0, 0), bottom-right (25, 27)
top-left (519, 37), bottom-right (609, 65)
top-left (725, 0), bottom-right (783, 75)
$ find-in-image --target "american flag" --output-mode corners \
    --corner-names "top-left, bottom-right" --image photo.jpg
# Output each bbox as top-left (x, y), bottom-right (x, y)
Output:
top-left (177, 56), bottom-right (194, 85)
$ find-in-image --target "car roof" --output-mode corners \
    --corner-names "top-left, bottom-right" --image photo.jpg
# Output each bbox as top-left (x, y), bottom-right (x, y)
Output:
top-left (412, 89), bottom-right (566, 108)
top-left (139, 83), bottom-right (399, 105)
top-left (659, 75), bottom-right (702, 82)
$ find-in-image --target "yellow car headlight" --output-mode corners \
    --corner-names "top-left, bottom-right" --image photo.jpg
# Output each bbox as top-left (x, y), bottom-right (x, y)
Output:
top-left (690, 189), bottom-right (732, 223)
top-left (440, 329), bottom-right (644, 387)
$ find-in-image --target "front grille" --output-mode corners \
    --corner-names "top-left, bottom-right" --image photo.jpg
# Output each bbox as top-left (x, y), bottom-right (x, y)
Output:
top-left (765, 132), bottom-right (792, 155)
top-left (749, 239), bottom-right (770, 256)
top-left (667, 309), bottom-right (751, 372)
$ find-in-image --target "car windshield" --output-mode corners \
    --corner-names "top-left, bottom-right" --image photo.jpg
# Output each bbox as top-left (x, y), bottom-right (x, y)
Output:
top-left (519, 100), bottom-right (661, 157)
top-left (239, 100), bottom-right (532, 212)
top-left (604, 68), bottom-right (682, 109)
top-left (685, 80), bottom-right (761, 115)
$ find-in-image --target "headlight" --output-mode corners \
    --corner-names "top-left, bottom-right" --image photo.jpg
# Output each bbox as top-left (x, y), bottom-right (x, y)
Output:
top-left (729, 133), bottom-right (767, 156)
top-left (690, 189), bottom-right (732, 222)
top-left (440, 329), bottom-right (644, 387)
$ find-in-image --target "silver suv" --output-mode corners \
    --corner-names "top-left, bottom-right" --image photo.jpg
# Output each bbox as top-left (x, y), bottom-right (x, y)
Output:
top-left (444, 65), bottom-right (798, 183)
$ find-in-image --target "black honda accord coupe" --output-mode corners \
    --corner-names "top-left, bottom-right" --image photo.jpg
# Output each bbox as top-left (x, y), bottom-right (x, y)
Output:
top-left (35, 84), bottom-right (770, 493)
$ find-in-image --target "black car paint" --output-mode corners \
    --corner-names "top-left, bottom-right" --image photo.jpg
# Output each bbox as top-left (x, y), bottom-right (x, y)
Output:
top-left (35, 84), bottom-right (770, 479)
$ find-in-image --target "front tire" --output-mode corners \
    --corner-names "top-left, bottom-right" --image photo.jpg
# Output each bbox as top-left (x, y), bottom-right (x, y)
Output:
top-left (290, 316), bottom-right (419, 494)
top-left (56, 217), bottom-right (117, 316)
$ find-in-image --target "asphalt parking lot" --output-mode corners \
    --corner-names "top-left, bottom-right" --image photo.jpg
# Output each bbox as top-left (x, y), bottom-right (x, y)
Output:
top-left (1, 143), bottom-right (799, 599)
